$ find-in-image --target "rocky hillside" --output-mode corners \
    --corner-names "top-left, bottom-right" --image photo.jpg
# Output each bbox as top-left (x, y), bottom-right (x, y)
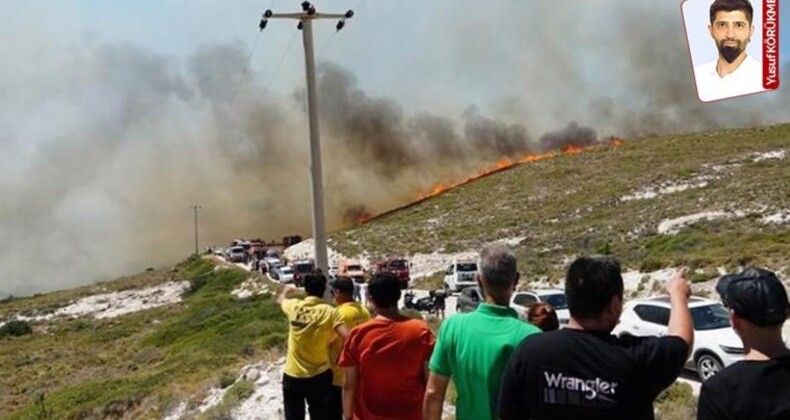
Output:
top-left (0, 124), bottom-right (788, 418)
top-left (331, 124), bottom-right (790, 287)
top-left (0, 256), bottom-right (288, 419)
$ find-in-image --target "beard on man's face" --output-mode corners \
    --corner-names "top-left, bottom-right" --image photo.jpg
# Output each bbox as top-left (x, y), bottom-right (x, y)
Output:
top-left (717, 39), bottom-right (746, 63)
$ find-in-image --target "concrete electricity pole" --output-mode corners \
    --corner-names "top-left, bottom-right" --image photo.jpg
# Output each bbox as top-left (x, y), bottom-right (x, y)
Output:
top-left (259, 2), bottom-right (354, 276)
top-left (189, 205), bottom-right (202, 255)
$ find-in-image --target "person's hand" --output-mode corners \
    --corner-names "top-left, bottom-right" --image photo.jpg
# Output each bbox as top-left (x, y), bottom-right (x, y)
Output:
top-left (277, 284), bottom-right (298, 304)
top-left (666, 267), bottom-right (691, 300)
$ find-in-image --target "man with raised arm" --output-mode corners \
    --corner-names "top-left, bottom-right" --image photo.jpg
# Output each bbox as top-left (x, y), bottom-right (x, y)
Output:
top-left (278, 273), bottom-right (349, 420)
top-left (498, 256), bottom-right (693, 420)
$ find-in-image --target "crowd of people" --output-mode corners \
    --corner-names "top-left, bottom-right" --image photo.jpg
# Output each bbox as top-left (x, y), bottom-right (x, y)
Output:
top-left (276, 244), bottom-right (790, 420)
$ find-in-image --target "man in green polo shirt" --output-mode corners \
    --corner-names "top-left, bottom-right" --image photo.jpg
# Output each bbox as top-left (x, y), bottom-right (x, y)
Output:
top-left (423, 244), bottom-right (541, 420)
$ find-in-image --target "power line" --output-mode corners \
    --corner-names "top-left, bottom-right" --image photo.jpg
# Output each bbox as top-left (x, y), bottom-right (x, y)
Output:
top-left (223, 31), bottom-right (262, 126)
top-left (261, 30), bottom-right (300, 93)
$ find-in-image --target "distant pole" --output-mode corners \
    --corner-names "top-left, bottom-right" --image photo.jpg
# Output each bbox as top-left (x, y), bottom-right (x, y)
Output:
top-left (189, 205), bottom-right (202, 255)
top-left (259, 2), bottom-right (354, 276)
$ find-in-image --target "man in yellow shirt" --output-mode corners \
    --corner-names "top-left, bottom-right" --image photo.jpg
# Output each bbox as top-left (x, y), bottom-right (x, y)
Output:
top-left (278, 273), bottom-right (348, 420)
top-left (328, 277), bottom-right (372, 418)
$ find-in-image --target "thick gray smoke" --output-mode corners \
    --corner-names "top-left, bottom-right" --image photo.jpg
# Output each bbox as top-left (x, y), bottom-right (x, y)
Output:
top-left (0, 0), bottom-right (787, 296)
top-left (462, 107), bottom-right (533, 156)
top-left (540, 123), bottom-right (597, 150)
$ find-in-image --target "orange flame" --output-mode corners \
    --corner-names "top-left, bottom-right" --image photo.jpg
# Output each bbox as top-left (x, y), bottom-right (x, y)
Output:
top-left (357, 139), bottom-right (624, 225)
top-left (356, 212), bottom-right (373, 224)
top-left (415, 141), bottom-right (620, 202)
top-left (561, 144), bottom-right (584, 154)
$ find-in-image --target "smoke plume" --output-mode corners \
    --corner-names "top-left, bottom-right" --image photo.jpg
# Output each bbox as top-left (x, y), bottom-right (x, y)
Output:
top-left (0, 0), bottom-right (787, 296)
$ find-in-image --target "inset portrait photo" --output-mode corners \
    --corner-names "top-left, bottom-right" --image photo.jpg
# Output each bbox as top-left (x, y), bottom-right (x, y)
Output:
top-left (682, 0), bottom-right (781, 102)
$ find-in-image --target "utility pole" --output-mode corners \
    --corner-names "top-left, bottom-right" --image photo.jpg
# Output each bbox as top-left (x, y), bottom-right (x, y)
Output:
top-left (259, 2), bottom-right (354, 277)
top-left (189, 205), bottom-right (202, 255)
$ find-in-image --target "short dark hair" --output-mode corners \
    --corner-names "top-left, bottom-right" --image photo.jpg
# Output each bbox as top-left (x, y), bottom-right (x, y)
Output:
top-left (304, 273), bottom-right (327, 298)
top-left (710, 0), bottom-right (753, 24)
top-left (332, 277), bottom-right (355, 297)
top-left (478, 244), bottom-right (519, 294)
top-left (368, 272), bottom-right (401, 309)
top-left (528, 303), bottom-right (560, 332)
top-left (565, 256), bottom-right (623, 320)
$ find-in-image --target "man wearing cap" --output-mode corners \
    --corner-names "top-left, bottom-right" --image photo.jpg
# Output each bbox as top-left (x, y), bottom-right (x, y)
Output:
top-left (697, 268), bottom-right (790, 420)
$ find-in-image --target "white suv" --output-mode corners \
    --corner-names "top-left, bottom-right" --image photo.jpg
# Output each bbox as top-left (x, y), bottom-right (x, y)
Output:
top-left (612, 296), bottom-right (744, 382)
top-left (443, 260), bottom-right (478, 293)
top-left (511, 289), bottom-right (570, 326)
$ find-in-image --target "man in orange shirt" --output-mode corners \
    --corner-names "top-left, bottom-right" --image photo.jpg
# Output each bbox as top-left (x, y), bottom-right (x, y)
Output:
top-left (339, 272), bottom-right (435, 420)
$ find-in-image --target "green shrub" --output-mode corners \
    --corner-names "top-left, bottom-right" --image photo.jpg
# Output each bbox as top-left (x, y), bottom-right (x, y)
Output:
top-left (639, 258), bottom-right (667, 272)
top-left (199, 380), bottom-right (255, 420)
top-left (655, 382), bottom-right (696, 420)
top-left (0, 320), bottom-right (33, 338)
top-left (652, 281), bottom-right (663, 292)
top-left (259, 333), bottom-right (287, 350)
top-left (32, 393), bottom-right (53, 420)
top-left (218, 371), bottom-right (236, 389)
top-left (185, 274), bottom-right (211, 297)
top-left (226, 380), bottom-right (254, 401)
top-left (596, 241), bottom-right (612, 255)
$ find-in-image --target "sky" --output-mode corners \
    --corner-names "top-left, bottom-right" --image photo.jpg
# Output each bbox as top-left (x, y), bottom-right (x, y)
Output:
top-left (1, 0), bottom-right (788, 296)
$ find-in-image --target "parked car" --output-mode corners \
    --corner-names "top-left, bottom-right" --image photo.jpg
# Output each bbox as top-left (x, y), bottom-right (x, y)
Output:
top-left (456, 286), bottom-right (483, 313)
top-left (276, 266), bottom-right (295, 284)
top-left (612, 296), bottom-right (744, 382)
top-left (266, 249), bottom-right (280, 259)
top-left (443, 260), bottom-right (478, 293)
top-left (291, 259), bottom-right (315, 287)
top-left (264, 257), bottom-right (281, 272)
top-left (227, 246), bottom-right (247, 263)
top-left (510, 289), bottom-right (570, 325)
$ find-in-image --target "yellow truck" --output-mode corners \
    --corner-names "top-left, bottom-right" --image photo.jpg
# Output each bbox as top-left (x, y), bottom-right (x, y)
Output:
top-left (338, 259), bottom-right (366, 284)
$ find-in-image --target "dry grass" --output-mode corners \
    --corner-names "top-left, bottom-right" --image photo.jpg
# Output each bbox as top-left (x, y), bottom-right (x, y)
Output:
top-left (332, 124), bottom-right (790, 280)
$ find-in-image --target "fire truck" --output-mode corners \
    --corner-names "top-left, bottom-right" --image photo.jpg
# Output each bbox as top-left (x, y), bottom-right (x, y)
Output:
top-left (370, 258), bottom-right (411, 289)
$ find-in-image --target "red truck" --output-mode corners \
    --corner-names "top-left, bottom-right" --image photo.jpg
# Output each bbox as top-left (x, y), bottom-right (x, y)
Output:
top-left (370, 258), bottom-right (411, 289)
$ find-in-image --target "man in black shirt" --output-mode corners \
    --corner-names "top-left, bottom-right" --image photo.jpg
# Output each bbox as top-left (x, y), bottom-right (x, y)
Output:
top-left (697, 268), bottom-right (790, 420)
top-left (497, 256), bottom-right (693, 420)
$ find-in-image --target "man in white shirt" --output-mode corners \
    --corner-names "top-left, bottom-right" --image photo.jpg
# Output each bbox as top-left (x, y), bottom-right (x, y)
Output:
top-left (694, 0), bottom-right (765, 102)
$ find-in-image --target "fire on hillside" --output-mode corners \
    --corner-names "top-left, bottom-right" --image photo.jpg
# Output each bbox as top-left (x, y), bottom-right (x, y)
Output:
top-left (354, 138), bottom-right (624, 225)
